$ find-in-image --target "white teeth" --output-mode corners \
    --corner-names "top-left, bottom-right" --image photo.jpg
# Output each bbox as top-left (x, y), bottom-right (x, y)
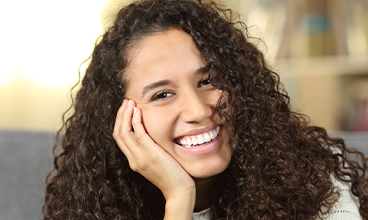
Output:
top-left (204, 133), bottom-right (211, 142)
top-left (209, 131), bottom-right (214, 139)
top-left (187, 138), bottom-right (192, 146)
top-left (197, 135), bottom-right (204, 144)
top-left (178, 126), bottom-right (220, 148)
top-left (192, 137), bottom-right (198, 145)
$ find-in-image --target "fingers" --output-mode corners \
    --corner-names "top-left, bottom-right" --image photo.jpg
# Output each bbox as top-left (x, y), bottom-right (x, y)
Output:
top-left (131, 106), bottom-right (159, 152)
top-left (113, 99), bottom-right (158, 172)
top-left (113, 99), bottom-right (148, 156)
top-left (121, 100), bottom-right (135, 135)
top-left (113, 99), bottom-right (135, 159)
top-left (114, 99), bottom-right (128, 131)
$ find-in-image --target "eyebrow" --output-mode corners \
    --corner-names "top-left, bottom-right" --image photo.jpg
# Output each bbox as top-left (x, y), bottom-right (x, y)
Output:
top-left (195, 65), bottom-right (210, 75)
top-left (141, 66), bottom-right (210, 98)
top-left (141, 80), bottom-right (171, 97)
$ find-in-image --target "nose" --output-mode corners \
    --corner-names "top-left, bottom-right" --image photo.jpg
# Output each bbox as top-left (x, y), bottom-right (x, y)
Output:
top-left (179, 90), bottom-right (213, 123)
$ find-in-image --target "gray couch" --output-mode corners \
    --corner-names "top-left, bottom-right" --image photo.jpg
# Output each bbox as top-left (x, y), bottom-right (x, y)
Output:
top-left (0, 130), bottom-right (367, 220)
top-left (0, 130), bottom-right (54, 220)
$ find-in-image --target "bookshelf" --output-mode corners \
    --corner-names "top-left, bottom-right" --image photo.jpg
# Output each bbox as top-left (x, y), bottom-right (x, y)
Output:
top-left (243, 0), bottom-right (368, 131)
top-left (273, 56), bottom-right (368, 131)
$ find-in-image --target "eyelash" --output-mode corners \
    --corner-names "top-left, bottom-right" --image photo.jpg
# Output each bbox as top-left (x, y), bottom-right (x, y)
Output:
top-left (150, 90), bottom-right (175, 102)
top-left (198, 77), bottom-right (210, 87)
top-left (150, 77), bottom-right (211, 102)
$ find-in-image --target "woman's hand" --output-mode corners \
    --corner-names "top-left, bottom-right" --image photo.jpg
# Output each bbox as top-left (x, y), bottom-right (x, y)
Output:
top-left (113, 99), bottom-right (196, 219)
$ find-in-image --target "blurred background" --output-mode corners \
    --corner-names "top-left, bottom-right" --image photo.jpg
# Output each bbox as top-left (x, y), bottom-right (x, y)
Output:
top-left (0, 0), bottom-right (367, 219)
top-left (0, 0), bottom-right (109, 131)
top-left (1, 0), bottom-right (368, 132)
top-left (247, 0), bottom-right (368, 132)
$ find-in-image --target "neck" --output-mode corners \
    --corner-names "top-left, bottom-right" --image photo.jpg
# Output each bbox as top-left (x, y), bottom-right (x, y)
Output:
top-left (193, 175), bottom-right (219, 212)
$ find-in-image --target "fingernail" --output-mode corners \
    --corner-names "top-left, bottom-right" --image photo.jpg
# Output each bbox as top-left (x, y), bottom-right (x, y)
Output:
top-left (122, 99), bottom-right (128, 107)
top-left (127, 100), bottom-right (132, 106)
top-left (133, 107), bottom-right (137, 115)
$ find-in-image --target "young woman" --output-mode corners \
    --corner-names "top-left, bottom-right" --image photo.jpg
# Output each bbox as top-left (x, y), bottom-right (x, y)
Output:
top-left (43, 0), bottom-right (368, 219)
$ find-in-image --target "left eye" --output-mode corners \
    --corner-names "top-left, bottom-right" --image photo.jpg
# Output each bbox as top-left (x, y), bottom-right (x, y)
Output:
top-left (198, 77), bottom-right (210, 87)
top-left (150, 90), bottom-right (174, 101)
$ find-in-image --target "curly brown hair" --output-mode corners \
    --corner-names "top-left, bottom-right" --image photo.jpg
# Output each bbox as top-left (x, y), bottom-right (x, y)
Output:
top-left (43, 0), bottom-right (368, 219)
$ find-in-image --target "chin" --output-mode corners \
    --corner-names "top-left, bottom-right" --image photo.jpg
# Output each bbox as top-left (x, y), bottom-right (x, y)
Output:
top-left (187, 159), bottom-right (230, 179)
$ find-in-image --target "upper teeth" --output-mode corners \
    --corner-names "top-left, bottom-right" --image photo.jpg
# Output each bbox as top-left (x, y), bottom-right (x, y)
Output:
top-left (178, 126), bottom-right (220, 148)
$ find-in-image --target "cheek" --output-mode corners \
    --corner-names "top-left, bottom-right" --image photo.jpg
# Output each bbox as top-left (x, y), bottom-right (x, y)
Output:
top-left (207, 89), bottom-right (222, 109)
top-left (140, 108), bottom-right (175, 146)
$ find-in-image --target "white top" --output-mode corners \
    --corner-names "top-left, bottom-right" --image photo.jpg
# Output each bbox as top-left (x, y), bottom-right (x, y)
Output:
top-left (317, 175), bottom-right (362, 220)
top-left (192, 207), bottom-right (212, 220)
top-left (192, 175), bottom-right (362, 220)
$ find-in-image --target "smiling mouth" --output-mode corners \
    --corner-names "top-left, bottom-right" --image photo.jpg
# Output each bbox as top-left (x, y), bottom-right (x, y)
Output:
top-left (175, 126), bottom-right (220, 148)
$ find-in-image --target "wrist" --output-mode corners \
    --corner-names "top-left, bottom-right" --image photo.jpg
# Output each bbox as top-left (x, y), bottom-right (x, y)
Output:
top-left (164, 189), bottom-right (196, 220)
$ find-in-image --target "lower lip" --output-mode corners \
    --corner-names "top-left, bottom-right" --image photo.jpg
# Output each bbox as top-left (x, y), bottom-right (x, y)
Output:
top-left (176, 127), bottom-right (222, 155)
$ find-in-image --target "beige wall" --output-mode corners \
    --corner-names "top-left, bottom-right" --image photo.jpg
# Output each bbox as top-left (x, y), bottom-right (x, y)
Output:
top-left (0, 0), bottom-right (106, 132)
top-left (0, 78), bottom-right (71, 131)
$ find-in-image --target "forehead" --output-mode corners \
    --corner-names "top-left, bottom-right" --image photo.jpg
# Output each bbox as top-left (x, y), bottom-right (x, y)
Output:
top-left (124, 29), bottom-right (206, 87)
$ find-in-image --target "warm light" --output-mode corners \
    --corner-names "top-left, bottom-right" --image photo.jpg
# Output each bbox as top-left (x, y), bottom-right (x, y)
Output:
top-left (0, 0), bottom-right (106, 87)
top-left (0, 56), bottom-right (22, 85)
top-left (0, 2), bottom-right (24, 85)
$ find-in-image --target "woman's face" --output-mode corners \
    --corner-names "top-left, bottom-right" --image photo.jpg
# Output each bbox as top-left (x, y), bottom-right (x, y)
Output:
top-left (124, 29), bottom-right (232, 179)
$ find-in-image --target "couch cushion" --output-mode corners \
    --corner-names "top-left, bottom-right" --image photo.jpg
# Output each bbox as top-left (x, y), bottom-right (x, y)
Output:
top-left (0, 130), bottom-right (54, 220)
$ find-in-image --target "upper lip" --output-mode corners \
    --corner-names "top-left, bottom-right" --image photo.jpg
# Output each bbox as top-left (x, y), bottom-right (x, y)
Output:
top-left (174, 124), bottom-right (219, 140)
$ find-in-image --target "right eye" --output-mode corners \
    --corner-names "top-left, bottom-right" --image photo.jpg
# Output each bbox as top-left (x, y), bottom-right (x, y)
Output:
top-left (198, 77), bottom-right (210, 87)
top-left (150, 90), bottom-right (175, 102)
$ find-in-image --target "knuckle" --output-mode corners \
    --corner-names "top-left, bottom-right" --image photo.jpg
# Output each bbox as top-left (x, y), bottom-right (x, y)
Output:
top-left (112, 130), bottom-right (118, 139)
top-left (129, 163), bottom-right (139, 172)
top-left (135, 132), bottom-right (143, 141)
top-left (134, 130), bottom-right (146, 141)
top-left (129, 163), bottom-right (146, 173)
top-left (129, 161), bottom-right (147, 172)
top-left (119, 130), bottom-right (128, 139)
top-left (138, 162), bottom-right (148, 171)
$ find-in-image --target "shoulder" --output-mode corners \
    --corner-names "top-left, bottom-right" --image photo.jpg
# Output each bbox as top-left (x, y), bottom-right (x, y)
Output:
top-left (316, 174), bottom-right (362, 220)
